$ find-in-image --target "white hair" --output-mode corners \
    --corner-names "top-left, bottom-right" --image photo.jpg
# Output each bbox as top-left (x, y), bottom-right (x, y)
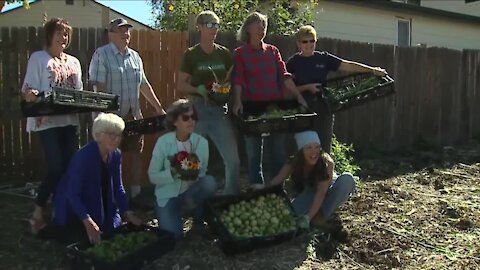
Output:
top-left (91, 113), bottom-right (125, 141)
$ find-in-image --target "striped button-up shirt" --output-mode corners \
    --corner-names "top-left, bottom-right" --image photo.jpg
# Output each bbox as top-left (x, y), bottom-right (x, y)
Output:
top-left (89, 42), bottom-right (147, 118)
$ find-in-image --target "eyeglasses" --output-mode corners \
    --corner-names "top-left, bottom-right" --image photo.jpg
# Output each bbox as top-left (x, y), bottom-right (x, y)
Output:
top-left (103, 131), bottom-right (123, 141)
top-left (180, 113), bottom-right (198, 122)
top-left (205, 22), bottom-right (220, 29)
top-left (300, 39), bottom-right (316, 44)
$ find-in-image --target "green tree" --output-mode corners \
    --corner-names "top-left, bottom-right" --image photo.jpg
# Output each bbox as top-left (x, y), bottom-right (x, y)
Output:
top-left (149, 0), bottom-right (318, 35)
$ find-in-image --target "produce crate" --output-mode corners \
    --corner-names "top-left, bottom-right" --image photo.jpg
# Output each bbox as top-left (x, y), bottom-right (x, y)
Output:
top-left (20, 87), bottom-right (119, 117)
top-left (322, 73), bottom-right (395, 113)
top-left (66, 224), bottom-right (175, 270)
top-left (123, 115), bottom-right (166, 137)
top-left (236, 99), bottom-right (316, 136)
top-left (205, 185), bottom-right (302, 255)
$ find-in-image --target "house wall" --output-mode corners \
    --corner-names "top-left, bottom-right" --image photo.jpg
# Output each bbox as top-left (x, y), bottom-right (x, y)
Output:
top-left (420, 0), bottom-right (480, 17)
top-left (0, 0), bottom-right (149, 29)
top-left (313, 0), bottom-right (480, 50)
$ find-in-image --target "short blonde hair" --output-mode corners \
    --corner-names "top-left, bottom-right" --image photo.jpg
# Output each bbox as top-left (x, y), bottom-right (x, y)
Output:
top-left (196, 10), bottom-right (220, 25)
top-left (92, 113), bottom-right (125, 141)
top-left (237, 12), bottom-right (268, 43)
top-left (295, 25), bottom-right (317, 41)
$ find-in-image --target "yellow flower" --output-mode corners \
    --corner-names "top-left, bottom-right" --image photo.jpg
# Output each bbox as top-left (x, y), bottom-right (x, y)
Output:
top-left (23, 0), bottom-right (30, 9)
top-left (168, 4), bottom-right (175, 12)
top-left (234, 3), bottom-right (239, 9)
top-left (191, 163), bottom-right (199, 170)
top-left (219, 86), bottom-right (229, 94)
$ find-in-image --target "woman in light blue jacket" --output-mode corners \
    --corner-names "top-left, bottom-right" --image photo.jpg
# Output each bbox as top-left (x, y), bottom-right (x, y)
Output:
top-left (148, 99), bottom-right (217, 239)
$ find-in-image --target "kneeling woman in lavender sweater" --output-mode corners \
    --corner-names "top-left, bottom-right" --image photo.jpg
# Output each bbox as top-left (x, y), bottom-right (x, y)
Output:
top-left (53, 113), bottom-right (141, 244)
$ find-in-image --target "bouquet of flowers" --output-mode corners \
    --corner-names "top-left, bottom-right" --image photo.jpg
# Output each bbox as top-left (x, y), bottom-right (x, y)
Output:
top-left (207, 66), bottom-right (232, 106)
top-left (170, 151), bottom-right (202, 181)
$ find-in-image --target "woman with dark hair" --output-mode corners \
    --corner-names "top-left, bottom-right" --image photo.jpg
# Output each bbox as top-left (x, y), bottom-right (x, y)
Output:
top-left (271, 131), bottom-right (355, 229)
top-left (21, 18), bottom-right (82, 234)
top-left (148, 99), bottom-right (217, 239)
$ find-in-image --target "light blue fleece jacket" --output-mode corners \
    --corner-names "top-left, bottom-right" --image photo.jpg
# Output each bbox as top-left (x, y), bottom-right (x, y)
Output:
top-left (148, 132), bottom-right (209, 207)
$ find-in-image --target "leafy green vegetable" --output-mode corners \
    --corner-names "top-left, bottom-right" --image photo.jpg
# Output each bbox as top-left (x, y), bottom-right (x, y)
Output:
top-left (85, 231), bottom-right (157, 262)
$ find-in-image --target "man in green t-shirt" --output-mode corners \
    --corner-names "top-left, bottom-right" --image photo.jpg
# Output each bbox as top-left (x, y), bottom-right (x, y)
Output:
top-left (178, 11), bottom-right (240, 195)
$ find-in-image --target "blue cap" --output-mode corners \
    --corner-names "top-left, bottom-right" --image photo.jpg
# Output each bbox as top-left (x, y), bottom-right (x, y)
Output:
top-left (294, 131), bottom-right (321, 150)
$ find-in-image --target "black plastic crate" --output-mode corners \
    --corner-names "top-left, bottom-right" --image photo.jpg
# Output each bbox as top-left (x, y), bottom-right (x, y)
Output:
top-left (322, 73), bottom-right (395, 113)
top-left (123, 115), bottom-right (166, 137)
top-left (66, 224), bottom-right (175, 270)
top-left (20, 87), bottom-right (119, 117)
top-left (205, 185), bottom-right (302, 255)
top-left (235, 99), bottom-right (316, 135)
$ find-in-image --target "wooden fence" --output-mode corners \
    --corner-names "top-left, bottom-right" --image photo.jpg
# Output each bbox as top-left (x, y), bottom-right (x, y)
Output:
top-left (1, 28), bottom-right (480, 184)
top-left (0, 27), bottom-right (188, 183)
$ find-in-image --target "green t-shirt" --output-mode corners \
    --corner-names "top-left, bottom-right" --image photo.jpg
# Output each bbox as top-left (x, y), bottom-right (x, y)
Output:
top-left (180, 43), bottom-right (233, 87)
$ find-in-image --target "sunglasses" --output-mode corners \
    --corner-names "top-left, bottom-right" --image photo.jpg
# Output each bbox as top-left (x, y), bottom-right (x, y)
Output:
top-left (205, 22), bottom-right (220, 29)
top-left (180, 113), bottom-right (198, 122)
top-left (300, 39), bottom-right (316, 44)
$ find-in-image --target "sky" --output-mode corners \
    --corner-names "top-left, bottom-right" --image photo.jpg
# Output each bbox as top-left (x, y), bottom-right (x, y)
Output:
top-left (2, 0), bottom-right (154, 26)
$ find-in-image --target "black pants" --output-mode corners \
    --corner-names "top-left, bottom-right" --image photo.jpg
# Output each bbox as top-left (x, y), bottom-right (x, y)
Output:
top-left (36, 125), bottom-right (78, 207)
top-left (38, 220), bottom-right (89, 245)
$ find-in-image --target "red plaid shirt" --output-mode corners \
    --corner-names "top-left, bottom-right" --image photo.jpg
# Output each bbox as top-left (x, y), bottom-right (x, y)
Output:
top-left (232, 42), bottom-right (291, 101)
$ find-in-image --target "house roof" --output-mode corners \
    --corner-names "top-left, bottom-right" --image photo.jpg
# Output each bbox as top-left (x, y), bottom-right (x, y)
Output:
top-left (329, 0), bottom-right (480, 24)
top-left (1, 0), bottom-right (154, 29)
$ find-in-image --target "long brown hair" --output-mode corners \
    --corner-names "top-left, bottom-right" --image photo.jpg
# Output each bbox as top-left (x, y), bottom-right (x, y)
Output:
top-left (290, 150), bottom-right (330, 191)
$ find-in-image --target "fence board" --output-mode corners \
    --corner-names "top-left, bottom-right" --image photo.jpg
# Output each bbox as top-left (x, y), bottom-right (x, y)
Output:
top-left (0, 28), bottom-right (5, 173)
top-left (466, 51), bottom-right (480, 138)
top-left (18, 27), bottom-right (29, 169)
top-left (1, 28), bottom-right (13, 180)
top-left (10, 27), bottom-right (23, 180)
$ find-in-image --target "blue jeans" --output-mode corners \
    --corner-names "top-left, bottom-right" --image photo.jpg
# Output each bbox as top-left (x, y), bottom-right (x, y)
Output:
top-left (291, 173), bottom-right (356, 218)
top-left (36, 125), bottom-right (78, 207)
top-left (193, 100), bottom-right (240, 195)
top-left (244, 134), bottom-right (287, 185)
top-left (154, 175), bottom-right (217, 239)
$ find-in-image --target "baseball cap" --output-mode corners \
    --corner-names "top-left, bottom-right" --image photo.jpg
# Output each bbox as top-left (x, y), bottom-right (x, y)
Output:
top-left (108, 18), bottom-right (133, 32)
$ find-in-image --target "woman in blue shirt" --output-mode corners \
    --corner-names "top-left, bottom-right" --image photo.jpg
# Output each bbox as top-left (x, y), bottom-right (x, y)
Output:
top-left (286, 25), bottom-right (387, 153)
top-left (52, 113), bottom-right (142, 244)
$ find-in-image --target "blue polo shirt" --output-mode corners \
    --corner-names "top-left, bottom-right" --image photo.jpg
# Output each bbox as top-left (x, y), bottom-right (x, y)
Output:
top-left (286, 51), bottom-right (342, 101)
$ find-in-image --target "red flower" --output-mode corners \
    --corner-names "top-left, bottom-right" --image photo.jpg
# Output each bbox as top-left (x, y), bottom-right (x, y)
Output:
top-left (207, 82), bottom-right (213, 90)
top-left (175, 151), bottom-right (189, 164)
